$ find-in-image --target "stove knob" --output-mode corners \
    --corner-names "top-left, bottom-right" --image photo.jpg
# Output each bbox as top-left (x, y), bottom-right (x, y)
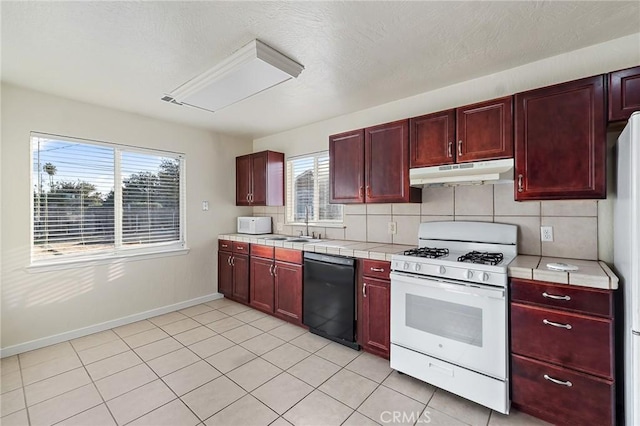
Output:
top-left (466, 270), bottom-right (474, 279)
top-left (403, 262), bottom-right (410, 270)
top-left (481, 272), bottom-right (489, 282)
top-left (439, 266), bottom-right (446, 274)
top-left (415, 263), bottom-right (421, 272)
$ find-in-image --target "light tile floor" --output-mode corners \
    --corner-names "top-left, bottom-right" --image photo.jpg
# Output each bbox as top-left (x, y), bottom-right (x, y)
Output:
top-left (0, 298), bottom-right (551, 426)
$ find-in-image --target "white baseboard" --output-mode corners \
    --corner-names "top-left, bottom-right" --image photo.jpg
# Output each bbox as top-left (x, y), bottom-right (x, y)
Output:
top-left (0, 293), bottom-right (224, 358)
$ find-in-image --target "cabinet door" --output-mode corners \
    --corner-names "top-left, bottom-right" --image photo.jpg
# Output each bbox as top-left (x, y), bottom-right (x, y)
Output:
top-left (274, 261), bottom-right (303, 324)
top-left (329, 130), bottom-right (365, 203)
top-left (410, 110), bottom-right (456, 167)
top-left (515, 75), bottom-right (606, 200)
top-left (361, 277), bottom-right (390, 358)
top-left (218, 251), bottom-right (233, 297)
top-left (456, 96), bottom-right (513, 163)
top-left (250, 257), bottom-right (275, 313)
top-left (250, 152), bottom-right (268, 206)
top-left (232, 254), bottom-right (249, 303)
top-left (236, 154), bottom-right (252, 206)
top-left (365, 120), bottom-right (412, 203)
top-left (609, 65), bottom-right (640, 122)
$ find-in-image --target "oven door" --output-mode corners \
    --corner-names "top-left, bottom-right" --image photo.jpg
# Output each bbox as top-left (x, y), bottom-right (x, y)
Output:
top-left (390, 271), bottom-right (507, 380)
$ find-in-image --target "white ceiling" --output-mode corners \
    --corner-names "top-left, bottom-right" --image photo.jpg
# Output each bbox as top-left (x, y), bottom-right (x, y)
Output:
top-left (2, 1), bottom-right (639, 140)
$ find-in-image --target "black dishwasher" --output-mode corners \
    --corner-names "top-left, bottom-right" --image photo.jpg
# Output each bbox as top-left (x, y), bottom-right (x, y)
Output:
top-left (303, 252), bottom-right (359, 350)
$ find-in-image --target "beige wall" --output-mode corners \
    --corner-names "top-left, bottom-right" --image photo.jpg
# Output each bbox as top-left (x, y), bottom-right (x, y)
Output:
top-left (0, 84), bottom-right (253, 350)
top-left (253, 33), bottom-right (640, 263)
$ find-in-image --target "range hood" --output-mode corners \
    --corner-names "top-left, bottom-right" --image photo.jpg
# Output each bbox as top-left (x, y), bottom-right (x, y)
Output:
top-left (410, 158), bottom-right (514, 186)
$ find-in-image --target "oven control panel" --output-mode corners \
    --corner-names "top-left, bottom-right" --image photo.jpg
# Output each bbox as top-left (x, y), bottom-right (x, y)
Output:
top-left (391, 259), bottom-right (507, 287)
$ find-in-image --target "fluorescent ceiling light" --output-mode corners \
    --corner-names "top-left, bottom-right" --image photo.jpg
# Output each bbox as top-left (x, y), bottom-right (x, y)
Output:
top-left (162, 39), bottom-right (304, 113)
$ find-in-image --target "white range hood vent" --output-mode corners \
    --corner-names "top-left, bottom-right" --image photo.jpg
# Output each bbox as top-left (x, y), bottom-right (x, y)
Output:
top-left (163, 39), bottom-right (304, 113)
top-left (410, 158), bottom-right (514, 187)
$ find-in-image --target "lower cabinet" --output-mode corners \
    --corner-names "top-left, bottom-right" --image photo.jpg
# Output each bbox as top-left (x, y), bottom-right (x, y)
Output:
top-left (250, 256), bottom-right (275, 313)
top-left (274, 261), bottom-right (303, 324)
top-left (218, 240), bottom-right (249, 303)
top-left (358, 259), bottom-right (391, 359)
top-left (510, 278), bottom-right (615, 426)
top-left (247, 245), bottom-right (303, 325)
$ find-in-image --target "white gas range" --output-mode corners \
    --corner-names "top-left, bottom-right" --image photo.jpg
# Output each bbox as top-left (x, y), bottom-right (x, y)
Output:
top-left (389, 221), bottom-right (517, 414)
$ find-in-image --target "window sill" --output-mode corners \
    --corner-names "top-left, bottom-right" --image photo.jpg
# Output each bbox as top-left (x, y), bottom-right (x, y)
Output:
top-left (287, 222), bottom-right (345, 229)
top-left (27, 247), bottom-right (190, 273)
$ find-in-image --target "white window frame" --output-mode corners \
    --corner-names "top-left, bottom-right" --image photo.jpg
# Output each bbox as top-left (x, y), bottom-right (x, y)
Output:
top-left (29, 132), bottom-right (188, 270)
top-left (286, 151), bottom-right (343, 226)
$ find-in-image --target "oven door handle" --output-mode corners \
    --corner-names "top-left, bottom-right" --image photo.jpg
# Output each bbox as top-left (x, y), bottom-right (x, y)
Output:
top-left (390, 271), bottom-right (505, 300)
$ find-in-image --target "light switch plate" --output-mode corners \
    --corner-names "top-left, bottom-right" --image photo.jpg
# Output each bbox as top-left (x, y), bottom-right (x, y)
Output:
top-left (202, 201), bottom-right (209, 211)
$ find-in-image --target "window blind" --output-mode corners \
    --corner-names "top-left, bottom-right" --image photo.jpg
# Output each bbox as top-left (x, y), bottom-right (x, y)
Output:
top-left (286, 152), bottom-right (343, 223)
top-left (31, 134), bottom-right (184, 263)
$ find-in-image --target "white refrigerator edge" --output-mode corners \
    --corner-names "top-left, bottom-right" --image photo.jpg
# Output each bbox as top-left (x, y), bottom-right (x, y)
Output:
top-left (614, 111), bottom-right (640, 426)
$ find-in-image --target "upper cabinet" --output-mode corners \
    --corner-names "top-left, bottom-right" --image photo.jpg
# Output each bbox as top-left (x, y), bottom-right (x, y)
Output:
top-left (514, 75), bottom-right (606, 201)
top-left (409, 96), bottom-right (513, 168)
top-left (330, 121), bottom-right (421, 204)
top-left (608, 65), bottom-right (640, 122)
top-left (329, 130), bottom-right (365, 203)
top-left (236, 150), bottom-right (284, 206)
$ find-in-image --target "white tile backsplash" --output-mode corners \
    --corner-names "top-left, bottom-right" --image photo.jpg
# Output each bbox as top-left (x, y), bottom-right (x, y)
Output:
top-left (253, 182), bottom-right (605, 259)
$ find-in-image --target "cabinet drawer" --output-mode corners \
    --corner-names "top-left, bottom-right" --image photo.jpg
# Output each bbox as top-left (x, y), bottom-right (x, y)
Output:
top-left (218, 240), bottom-right (232, 251)
top-left (362, 260), bottom-right (391, 280)
top-left (511, 278), bottom-right (612, 317)
top-left (275, 248), bottom-right (302, 264)
top-left (511, 303), bottom-right (613, 379)
top-left (512, 354), bottom-right (614, 426)
top-left (251, 244), bottom-right (274, 259)
top-left (232, 242), bottom-right (249, 254)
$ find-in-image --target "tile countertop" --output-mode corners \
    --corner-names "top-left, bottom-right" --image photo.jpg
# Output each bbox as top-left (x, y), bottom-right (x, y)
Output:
top-left (219, 235), bottom-right (619, 290)
top-left (509, 255), bottom-right (619, 290)
top-left (218, 234), bottom-right (414, 262)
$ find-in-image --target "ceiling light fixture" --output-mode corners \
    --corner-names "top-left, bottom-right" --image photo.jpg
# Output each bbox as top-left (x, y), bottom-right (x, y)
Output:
top-left (161, 39), bottom-right (304, 113)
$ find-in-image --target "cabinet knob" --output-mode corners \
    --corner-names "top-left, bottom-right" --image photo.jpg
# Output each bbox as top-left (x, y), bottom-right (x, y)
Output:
top-left (517, 174), bottom-right (524, 193)
top-left (542, 319), bottom-right (572, 330)
top-left (543, 374), bottom-right (573, 387)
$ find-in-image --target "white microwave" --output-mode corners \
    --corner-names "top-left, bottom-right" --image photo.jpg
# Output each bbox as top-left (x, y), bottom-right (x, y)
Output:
top-left (237, 216), bottom-right (272, 235)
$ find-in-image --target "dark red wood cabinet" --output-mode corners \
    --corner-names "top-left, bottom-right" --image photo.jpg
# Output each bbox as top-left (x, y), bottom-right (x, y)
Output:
top-left (510, 278), bottom-right (615, 426)
top-left (236, 150), bottom-right (284, 206)
top-left (514, 75), bottom-right (606, 200)
top-left (609, 65), bottom-right (640, 122)
top-left (247, 245), bottom-right (303, 325)
top-left (358, 259), bottom-right (391, 359)
top-left (409, 96), bottom-right (513, 168)
top-left (218, 240), bottom-right (250, 303)
top-left (330, 121), bottom-right (420, 204)
top-left (329, 130), bottom-right (365, 203)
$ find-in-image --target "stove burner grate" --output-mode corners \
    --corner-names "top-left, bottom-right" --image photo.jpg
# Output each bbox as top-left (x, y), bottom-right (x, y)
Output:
top-left (403, 247), bottom-right (449, 259)
top-left (457, 251), bottom-right (504, 266)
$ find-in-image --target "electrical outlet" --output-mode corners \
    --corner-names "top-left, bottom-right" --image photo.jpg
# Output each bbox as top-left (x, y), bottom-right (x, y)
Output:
top-left (388, 221), bottom-right (397, 235)
top-left (202, 201), bottom-right (209, 211)
top-left (541, 226), bottom-right (553, 242)
top-left (276, 222), bottom-right (284, 232)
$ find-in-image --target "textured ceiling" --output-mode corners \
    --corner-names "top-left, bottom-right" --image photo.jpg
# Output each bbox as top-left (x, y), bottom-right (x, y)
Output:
top-left (2, 1), bottom-right (639, 139)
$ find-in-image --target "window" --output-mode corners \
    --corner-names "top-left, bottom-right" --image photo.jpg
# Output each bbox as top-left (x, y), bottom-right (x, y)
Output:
top-left (286, 151), bottom-right (343, 224)
top-left (31, 133), bottom-right (185, 264)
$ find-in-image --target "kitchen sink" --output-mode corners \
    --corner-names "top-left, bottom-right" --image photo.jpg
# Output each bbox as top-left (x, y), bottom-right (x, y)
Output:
top-left (263, 236), bottom-right (288, 240)
top-left (262, 236), bottom-right (323, 243)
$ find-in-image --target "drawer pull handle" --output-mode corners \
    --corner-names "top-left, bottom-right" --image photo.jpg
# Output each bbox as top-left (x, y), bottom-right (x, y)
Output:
top-left (543, 292), bottom-right (571, 301)
top-left (269, 264), bottom-right (274, 276)
top-left (543, 319), bottom-right (572, 330)
top-left (363, 283), bottom-right (367, 298)
top-left (370, 267), bottom-right (385, 272)
top-left (237, 246), bottom-right (244, 250)
top-left (544, 374), bottom-right (572, 387)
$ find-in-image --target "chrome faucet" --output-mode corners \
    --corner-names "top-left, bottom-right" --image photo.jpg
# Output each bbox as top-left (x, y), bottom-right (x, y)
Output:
top-left (305, 205), bottom-right (310, 237)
